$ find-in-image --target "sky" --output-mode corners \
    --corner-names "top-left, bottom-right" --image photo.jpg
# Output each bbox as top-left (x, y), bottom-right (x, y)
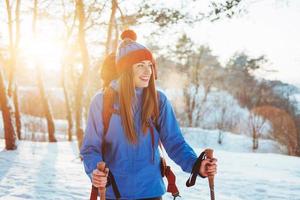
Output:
top-left (0, 0), bottom-right (299, 86)
top-left (187, 0), bottom-right (300, 86)
top-left (132, 0), bottom-right (300, 86)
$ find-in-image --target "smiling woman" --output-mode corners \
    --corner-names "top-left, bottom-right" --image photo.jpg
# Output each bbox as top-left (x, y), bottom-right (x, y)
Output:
top-left (133, 60), bottom-right (153, 88)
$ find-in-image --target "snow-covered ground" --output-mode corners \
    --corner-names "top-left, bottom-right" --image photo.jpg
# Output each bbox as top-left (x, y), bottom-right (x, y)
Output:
top-left (0, 140), bottom-right (88, 200)
top-left (1, 129), bottom-right (300, 200)
top-left (181, 128), bottom-right (288, 154)
top-left (0, 113), bottom-right (70, 141)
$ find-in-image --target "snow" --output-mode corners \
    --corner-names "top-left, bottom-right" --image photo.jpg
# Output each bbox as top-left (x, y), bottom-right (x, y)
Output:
top-left (165, 87), bottom-right (274, 139)
top-left (0, 140), bottom-right (89, 200)
top-left (0, 113), bottom-right (70, 141)
top-left (181, 128), bottom-right (287, 154)
top-left (1, 128), bottom-right (300, 200)
top-left (294, 94), bottom-right (300, 114)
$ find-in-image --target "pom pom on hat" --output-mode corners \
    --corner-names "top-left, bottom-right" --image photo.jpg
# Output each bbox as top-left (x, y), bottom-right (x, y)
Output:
top-left (121, 29), bottom-right (137, 41)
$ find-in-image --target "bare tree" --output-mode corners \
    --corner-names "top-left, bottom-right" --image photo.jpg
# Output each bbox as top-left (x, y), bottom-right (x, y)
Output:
top-left (59, 0), bottom-right (78, 141)
top-left (174, 35), bottom-right (221, 127)
top-left (32, 0), bottom-right (56, 142)
top-left (0, 63), bottom-right (16, 150)
top-left (295, 115), bottom-right (300, 156)
top-left (1, 0), bottom-right (18, 149)
top-left (248, 112), bottom-right (267, 150)
top-left (13, 0), bottom-right (22, 140)
top-left (216, 107), bottom-right (226, 144)
top-left (105, 0), bottom-right (117, 55)
top-left (74, 0), bottom-right (91, 149)
top-left (254, 105), bottom-right (298, 155)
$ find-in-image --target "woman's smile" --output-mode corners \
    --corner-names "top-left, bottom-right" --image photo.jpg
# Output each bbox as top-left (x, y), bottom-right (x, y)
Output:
top-left (139, 76), bottom-right (150, 82)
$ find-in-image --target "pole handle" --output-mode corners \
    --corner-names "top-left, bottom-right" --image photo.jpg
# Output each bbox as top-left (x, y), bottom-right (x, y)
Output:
top-left (205, 149), bottom-right (215, 200)
top-left (97, 162), bottom-right (107, 200)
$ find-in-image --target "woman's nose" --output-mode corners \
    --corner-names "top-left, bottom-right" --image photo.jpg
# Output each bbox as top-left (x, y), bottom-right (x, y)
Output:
top-left (144, 65), bottom-right (152, 75)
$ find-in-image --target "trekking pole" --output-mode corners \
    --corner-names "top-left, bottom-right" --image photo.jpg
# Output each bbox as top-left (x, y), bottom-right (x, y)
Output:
top-left (97, 162), bottom-right (107, 200)
top-left (205, 149), bottom-right (215, 200)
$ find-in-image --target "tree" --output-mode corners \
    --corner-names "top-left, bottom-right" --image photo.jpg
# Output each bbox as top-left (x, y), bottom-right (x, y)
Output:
top-left (248, 112), bottom-right (268, 150)
top-left (216, 106), bottom-right (226, 144)
top-left (253, 105), bottom-right (297, 155)
top-left (1, 0), bottom-right (20, 149)
top-left (59, 0), bottom-right (78, 141)
top-left (208, 0), bottom-right (244, 22)
top-left (9, 0), bottom-right (22, 140)
top-left (225, 53), bottom-right (267, 108)
top-left (74, 0), bottom-right (91, 149)
top-left (105, 0), bottom-right (117, 55)
top-left (295, 115), bottom-right (300, 156)
top-left (32, 0), bottom-right (56, 142)
top-left (173, 34), bottom-right (221, 127)
top-left (0, 63), bottom-right (17, 150)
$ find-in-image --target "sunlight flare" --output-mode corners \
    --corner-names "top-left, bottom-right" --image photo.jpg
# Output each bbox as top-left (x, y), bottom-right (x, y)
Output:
top-left (20, 36), bottom-right (63, 71)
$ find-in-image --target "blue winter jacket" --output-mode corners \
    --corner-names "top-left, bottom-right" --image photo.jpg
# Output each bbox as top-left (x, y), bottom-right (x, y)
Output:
top-left (80, 81), bottom-right (198, 199)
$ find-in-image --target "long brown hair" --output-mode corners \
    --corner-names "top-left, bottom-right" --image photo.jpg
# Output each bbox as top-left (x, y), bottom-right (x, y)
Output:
top-left (119, 65), bottom-right (159, 144)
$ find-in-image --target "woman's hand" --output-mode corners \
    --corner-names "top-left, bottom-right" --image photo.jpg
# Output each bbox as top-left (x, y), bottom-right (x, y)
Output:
top-left (92, 168), bottom-right (109, 188)
top-left (199, 158), bottom-right (217, 177)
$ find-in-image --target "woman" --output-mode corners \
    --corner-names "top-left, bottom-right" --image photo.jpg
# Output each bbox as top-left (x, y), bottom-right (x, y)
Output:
top-left (80, 30), bottom-right (217, 200)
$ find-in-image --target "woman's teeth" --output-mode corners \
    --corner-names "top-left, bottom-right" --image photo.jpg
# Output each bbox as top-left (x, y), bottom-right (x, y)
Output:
top-left (140, 77), bottom-right (149, 81)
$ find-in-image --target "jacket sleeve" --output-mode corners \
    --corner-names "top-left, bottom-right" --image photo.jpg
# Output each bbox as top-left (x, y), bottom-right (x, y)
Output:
top-left (80, 92), bottom-right (104, 181)
top-left (157, 91), bottom-right (198, 173)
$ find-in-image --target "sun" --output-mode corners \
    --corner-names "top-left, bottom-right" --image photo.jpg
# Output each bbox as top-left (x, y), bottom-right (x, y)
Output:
top-left (19, 36), bottom-right (63, 71)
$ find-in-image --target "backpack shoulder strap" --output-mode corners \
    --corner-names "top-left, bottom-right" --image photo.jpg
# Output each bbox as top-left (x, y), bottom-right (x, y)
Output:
top-left (102, 87), bottom-right (118, 136)
top-left (100, 87), bottom-right (121, 199)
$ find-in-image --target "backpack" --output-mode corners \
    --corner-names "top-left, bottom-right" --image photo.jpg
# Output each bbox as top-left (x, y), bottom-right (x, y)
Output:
top-left (101, 86), bottom-right (180, 199)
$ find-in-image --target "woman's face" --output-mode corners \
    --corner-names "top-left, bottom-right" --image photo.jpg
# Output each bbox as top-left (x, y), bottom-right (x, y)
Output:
top-left (132, 60), bottom-right (153, 88)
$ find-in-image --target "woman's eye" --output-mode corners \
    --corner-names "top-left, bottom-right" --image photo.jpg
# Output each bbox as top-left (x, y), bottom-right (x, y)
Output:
top-left (137, 64), bottom-right (144, 68)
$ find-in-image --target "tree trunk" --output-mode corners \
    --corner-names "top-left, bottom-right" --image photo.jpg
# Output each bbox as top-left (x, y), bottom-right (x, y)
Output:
top-left (105, 0), bottom-right (117, 55)
top-left (218, 130), bottom-right (223, 144)
top-left (113, 18), bottom-right (119, 52)
top-left (252, 129), bottom-right (258, 150)
top-left (0, 69), bottom-right (17, 150)
top-left (6, 0), bottom-right (15, 97)
top-left (32, 0), bottom-right (56, 142)
top-left (75, 0), bottom-right (91, 149)
top-left (60, 1), bottom-right (78, 141)
top-left (4, 0), bottom-right (18, 148)
top-left (183, 86), bottom-right (192, 127)
top-left (13, 0), bottom-right (22, 140)
top-left (36, 66), bottom-right (57, 142)
top-left (295, 116), bottom-right (300, 156)
top-left (61, 63), bottom-right (73, 141)
top-left (13, 85), bottom-right (21, 140)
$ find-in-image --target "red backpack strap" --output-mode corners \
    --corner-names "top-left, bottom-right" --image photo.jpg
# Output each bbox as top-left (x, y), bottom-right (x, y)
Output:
top-left (102, 86), bottom-right (120, 158)
top-left (90, 87), bottom-right (121, 200)
top-left (102, 87), bottom-right (118, 136)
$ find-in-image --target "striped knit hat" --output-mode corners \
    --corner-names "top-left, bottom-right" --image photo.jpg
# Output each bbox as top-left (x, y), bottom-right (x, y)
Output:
top-left (116, 30), bottom-right (157, 79)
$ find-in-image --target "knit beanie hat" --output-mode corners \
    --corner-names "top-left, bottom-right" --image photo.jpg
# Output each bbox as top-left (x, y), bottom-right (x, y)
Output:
top-left (116, 30), bottom-right (157, 79)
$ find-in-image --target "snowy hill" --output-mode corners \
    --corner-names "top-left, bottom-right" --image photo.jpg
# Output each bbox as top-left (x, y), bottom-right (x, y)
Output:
top-left (1, 128), bottom-right (300, 200)
top-left (181, 128), bottom-right (287, 154)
